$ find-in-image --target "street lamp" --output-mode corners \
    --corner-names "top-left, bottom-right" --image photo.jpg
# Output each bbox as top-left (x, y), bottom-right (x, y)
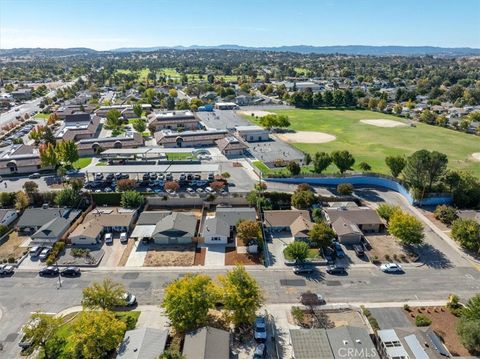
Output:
top-left (56, 259), bottom-right (62, 289)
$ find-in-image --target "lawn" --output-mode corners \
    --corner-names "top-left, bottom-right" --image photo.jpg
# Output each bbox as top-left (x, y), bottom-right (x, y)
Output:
top-left (73, 157), bottom-right (92, 169)
top-left (34, 112), bottom-right (50, 119)
top-left (283, 247), bottom-right (322, 261)
top-left (166, 152), bottom-right (197, 161)
top-left (252, 109), bottom-right (480, 176)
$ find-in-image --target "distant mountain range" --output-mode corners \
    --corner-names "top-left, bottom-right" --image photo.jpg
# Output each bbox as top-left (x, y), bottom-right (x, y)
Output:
top-left (1, 45), bottom-right (479, 57)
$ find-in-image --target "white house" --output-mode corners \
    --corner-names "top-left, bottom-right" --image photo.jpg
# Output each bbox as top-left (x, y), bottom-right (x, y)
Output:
top-left (202, 217), bottom-right (230, 244)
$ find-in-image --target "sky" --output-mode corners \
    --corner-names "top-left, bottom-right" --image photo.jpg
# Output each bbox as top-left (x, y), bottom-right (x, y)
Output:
top-left (1, 0), bottom-right (479, 50)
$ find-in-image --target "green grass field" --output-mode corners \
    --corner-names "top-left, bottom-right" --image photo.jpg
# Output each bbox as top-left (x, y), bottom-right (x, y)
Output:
top-left (73, 157), bottom-right (92, 169)
top-left (264, 109), bottom-right (480, 176)
top-left (166, 152), bottom-right (197, 161)
top-left (34, 112), bottom-right (50, 119)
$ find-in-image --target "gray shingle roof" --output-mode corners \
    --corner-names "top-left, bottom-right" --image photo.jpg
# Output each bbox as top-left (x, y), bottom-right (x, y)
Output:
top-left (215, 207), bottom-right (256, 227)
top-left (152, 212), bottom-right (197, 237)
top-left (17, 208), bottom-right (81, 228)
top-left (326, 326), bottom-right (377, 359)
top-left (202, 217), bottom-right (230, 237)
top-left (136, 211), bottom-right (171, 225)
top-left (116, 327), bottom-right (168, 359)
top-left (182, 326), bottom-right (230, 359)
top-left (290, 329), bottom-right (334, 359)
top-left (324, 207), bottom-right (383, 226)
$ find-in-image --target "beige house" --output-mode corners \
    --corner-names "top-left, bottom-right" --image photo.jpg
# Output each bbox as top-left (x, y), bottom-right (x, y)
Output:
top-left (0, 144), bottom-right (49, 175)
top-left (55, 113), bottom-right (101, 141)
top-left (69, 208), bottom-right (136, 245)
top-left (151, 212), bottom-right (198, 244)
top-left (264, 210), bottom-right (311, 235)
top-left (290, 216), bottom-right (315, 240)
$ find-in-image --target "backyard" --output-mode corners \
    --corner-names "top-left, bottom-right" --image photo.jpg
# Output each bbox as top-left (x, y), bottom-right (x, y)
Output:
top-left (247, 109), bottom-right (480, 176)
top-left (0, 231), bottom-right (28, 262)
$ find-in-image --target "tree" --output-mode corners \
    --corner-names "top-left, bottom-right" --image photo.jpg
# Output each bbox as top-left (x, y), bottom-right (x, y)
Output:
top-left (15, 191), bottom-right (29, 210)
top-left (458, 294), bottom-right (480, 353)
top-left (312, 152), bottom-right (332, 174)
top-left (331, 150), bottom-right (355, 173)
top-left (337, 183), bottom-right (353, 196)
top-left (284, 241), bottom-right (309, 263)
top-left (164, 181), bottom-right (180, 192)
top-left (120, 190), bottom-right (144, 209)
top-left (55, 188), bottom-right (81, 207)
top-left (236, 220), bottom-right (259, 241)
top-left (419, 109), bottom-right (436, 124)
top-left (377, 203), bottom-right (401, 223)
top-left (447, 170), bottom-right (480, 208)
top-left (81, 278), bottom-right (125, 310)
top-left (133, 119), bottom-right (147, 133)
top-left (210, 181), bottom-right (225, 191)
top-left (162, 274), bottom-right (218, 332)
top-left (287, 161), bottom-right (301, 176)
top-left (47, 113), bottom-right (59, 125)
top-left (218, 265), bottom-right (264, 326)
top-left (23, 181), bottom-right (39, 197)
top-left (69, 311), bottom-right (126, 359)
top-left (132, 103), bottom-right (143, 118)
top-left (393, 103), bottom-right (403, 114)
top-left (385, 156), bottom-right (406, 178)
top-left (105, 109), bottom-right (122, 132)
top-left (40, 143), bottom-right (59, 169)
top-left (434, 205), bottom-right (458, 225)
top-left (117, 179), bottom-right (136, 191)
top-left (403, 150), bottom-right (448, 194)
top-left (22, 313), bottom-right (64, 359)
top-left (304, 153), bottom-right (312, 166)
top-left (42, 127), bottom-right (56, 146)
top-left (207, 74), bottom-right (215, 84)
top-left (291, 188), bottom-right (315, 209)
top-left (359, 162), bottom-right (371, 172)
top-left (160, 349), bottom-right (186, 359)
top-left (57, 140), bottom-right (79, 166)
top-left (451, 219), bottom-right (480, 254)
top-left (309, 222), bottom-right (335, 248)
top-left (388, 211), bottom-right (424, 245)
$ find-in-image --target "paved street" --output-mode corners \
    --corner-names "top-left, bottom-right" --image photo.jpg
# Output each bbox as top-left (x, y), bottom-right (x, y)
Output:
top-left (1, 264), bottom-right (479, 356)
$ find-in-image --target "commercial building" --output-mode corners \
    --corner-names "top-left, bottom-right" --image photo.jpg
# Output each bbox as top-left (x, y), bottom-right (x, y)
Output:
top-left (76, 132), bottom-right (144, 156)
top-left (235, 125), bottom-right (270, 142)
top-left (155, 129), bottom-right (228, 148)
top-left (0, 144), bottom-right (48, 175)
top-left (215, 136), bottom-right (248, 157)
top-left (55, 112), bottom-right (101, 141)
top-left (148, 110), bottom-right (200, 131)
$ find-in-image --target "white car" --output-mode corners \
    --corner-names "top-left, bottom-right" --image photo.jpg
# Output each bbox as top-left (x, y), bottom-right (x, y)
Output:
top-left (120, 232), bottom-right (128, 244)
top-left (196, 188), bottom-right (205, 194)
top-left (0, 264), bottom-right (14, 275)
top-left (38, 248), bottom-right (51, 260)
top-left (186, 187), bottom-right (195, 195)
top-left (380, 263), bottom-right (404, 273)
top-left (104, 233), bottom-right (113, 244)
top-left (205, 186), bottom-right (214, 194)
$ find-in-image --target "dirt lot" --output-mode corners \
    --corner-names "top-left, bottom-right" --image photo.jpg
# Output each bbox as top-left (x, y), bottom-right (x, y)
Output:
top-left (367, 234), bottom-right (417, 263)
top-left (0, 231), bottom-right (29, 262)
top-left (194, 247), bottom-right (206, 266)
top-left (326, 309), bottom-right (367, 328)
top-left (144, 244), bottom-right (196, 266)
top-left (405, 306), bottom-right (471, 357)
top-left (225, 247), bottom-right (261, 265)
top-left (420, 208), bottom-right (451, 232)
top-left (117, 240), bottom-right (135, 266)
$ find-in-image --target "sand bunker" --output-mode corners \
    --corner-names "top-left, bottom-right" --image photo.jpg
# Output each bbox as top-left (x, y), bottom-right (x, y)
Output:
top-left (275, 131), bottom-right (336, 144)
top-left (237, 110), bottom-right (274, 117)
top-left (360, 119), bottom-right (408, 128)
top-left (471, 153), bottom-right (480, 162)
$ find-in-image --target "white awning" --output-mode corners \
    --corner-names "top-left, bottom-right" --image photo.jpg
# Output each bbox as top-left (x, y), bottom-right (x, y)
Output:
top-left (131, 225), bottom-right (155, 238)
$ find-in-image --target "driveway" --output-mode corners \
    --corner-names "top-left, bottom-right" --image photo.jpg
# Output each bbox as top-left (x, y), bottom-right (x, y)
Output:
top-left (204, 245), bottom-right (226, 266)
top-left (125, 241), bottom-right (148, 267)
top-left (100, 236), bottom-right (127, 267)
top-left (369, 307), bottom-right (413, 329)
top-left (267, 233), bottom-right (293, 268)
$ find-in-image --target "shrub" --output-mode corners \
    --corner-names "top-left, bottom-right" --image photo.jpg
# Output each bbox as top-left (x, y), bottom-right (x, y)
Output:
top-left (291, 307), bottom-right (304, 324)
top-left (120, 191), bottom-right (144, 209)
top-left (404, 304), bottom-right (411, 312)
top-left (377, 203), bottom-right (401, 223)
top-left (337, 183), bottom-right (353, 196)
top-left (415, 314), bottom-right (432, 327)
top-left (7, 256), bottom-right (15, 263)
top-left (0, 224), bottom-right (9, 237)
top-left (434, 205), bottom-right (458, 225)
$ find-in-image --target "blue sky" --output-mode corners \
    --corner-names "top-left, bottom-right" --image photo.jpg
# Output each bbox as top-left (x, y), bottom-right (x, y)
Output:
top-left (1, 0), bottom-right (479, 50)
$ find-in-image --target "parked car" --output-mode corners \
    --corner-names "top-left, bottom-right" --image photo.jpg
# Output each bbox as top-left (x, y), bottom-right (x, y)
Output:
top-left (353, 244), bottom-right (365, 257)
top-left (205, 186), bottom-right (214, 194)
top-left (39, 266), bottom-right (59, 276)
top-left (104, 233), bottom-right (113, 244)
top-left (60, 267), bottom-right (81, 277)
top-left (196, 188), bottom-right (204, 194)
top-left (149, 173), bottom-right (157, 180)
top-left (0, 264), bottom-right (14, 276)
top-left (38, 248), bottom-right (51, 260)
top-left (120, 232), bottom-right (128, 244)
top-left (194, 174), bottom-right (201, 180)
top-left (29, 246), bottom-right (43, 257)
top-left (293, 264), bottom-right (315, 274)
top-left (334, 242), bottom-right (345, 258)
top-left (380, 263), bottom-right (404, 273)
top-left (123, 292), bottom-right (137, 306)
top-left (94, 173), bottom-right (104, 181)
top-left (300, 292), bottom-right (326, 305)
top-left (66, 169), bottom-right (79, 175)
top-left (254, 316), bottom-right (267, 342)
top-left (165, 172), bottom-right (173, 181)
top-left (28, 172), bottom-right (41, 179)
top-left (186, 187), bottom-right (195, 195)
top-left (208, 173), bottom-right (215, 181)
top-left (326, 265), bottom-right (347, 275)
top-left (253, 343), bottom-right (267, 359)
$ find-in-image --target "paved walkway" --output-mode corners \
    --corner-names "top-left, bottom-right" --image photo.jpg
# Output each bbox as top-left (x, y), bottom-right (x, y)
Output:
top-left (125, 241), bottom-right (148, 267)
top-left (204, 245), bottom-right (226, 266)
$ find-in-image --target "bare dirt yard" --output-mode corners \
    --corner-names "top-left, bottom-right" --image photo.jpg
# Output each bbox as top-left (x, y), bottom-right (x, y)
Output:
top-left (367, 235), bottom-right (417, 263)
top-left (405, 306), bottom-right (471, 357)
top-left (144, 244), bottom-right (196, 266)
top-left (0, 232), bottom-right (29, 262)
top-left (225, 247), bottom-right (261, 265)
top-left (360, 119), bottom-right (408, 128)
top-left (274, 131), bottom-right (336, 144)
top-left (194, 247), bottom-right (206, 266)
top-left (325, 309), bottom-right (367, 328)
top-left (471, 152), bottom-right (480, 162)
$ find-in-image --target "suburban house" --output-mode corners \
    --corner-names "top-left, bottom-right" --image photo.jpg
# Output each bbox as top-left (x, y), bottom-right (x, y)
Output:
top-left (17, 208), bottom-right (82, 247)
top-left (215, 136), bottom-right (248, 157)
top-left (130, 211), bottom-right (172, 241)
top-left (202, 217), bottom-right (230, 244)
top-left (264, 210), bottom-right (311, 235)
top-left (55, 112), bottom-right (101, 141)
top-left (234, 125), bottom-right (270, 142)
top-left (323, 205), bottom-right (384, 245)
top-left (377, 327), bottom-right (450, 359)
top-left (290, 326), bottom-right (377, 359)
top-left (0, 209), bottom-right (18, 227)
top-left (151, 212), bottom-right (198, 244)
top-left (182, 326), bottom-right (230, 359)
top-left (155, 129), bottom-right (228, 148)
top-left (116, 327), bottom-right (168, 359)
top-left (0, 144), bottom-right (48, 175)
top-left (10, 88), bottom-right (32, 101)
top-left (148, 110), bottom-right (200, 131)
top-left (68, 208), bottom-right (136, 245)
top-left (289, 216), bottom-right (315, 240)
top-left (76, 132), bottom-right (144, 156)
top-left (215, 206), bottom-right (257, 230)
